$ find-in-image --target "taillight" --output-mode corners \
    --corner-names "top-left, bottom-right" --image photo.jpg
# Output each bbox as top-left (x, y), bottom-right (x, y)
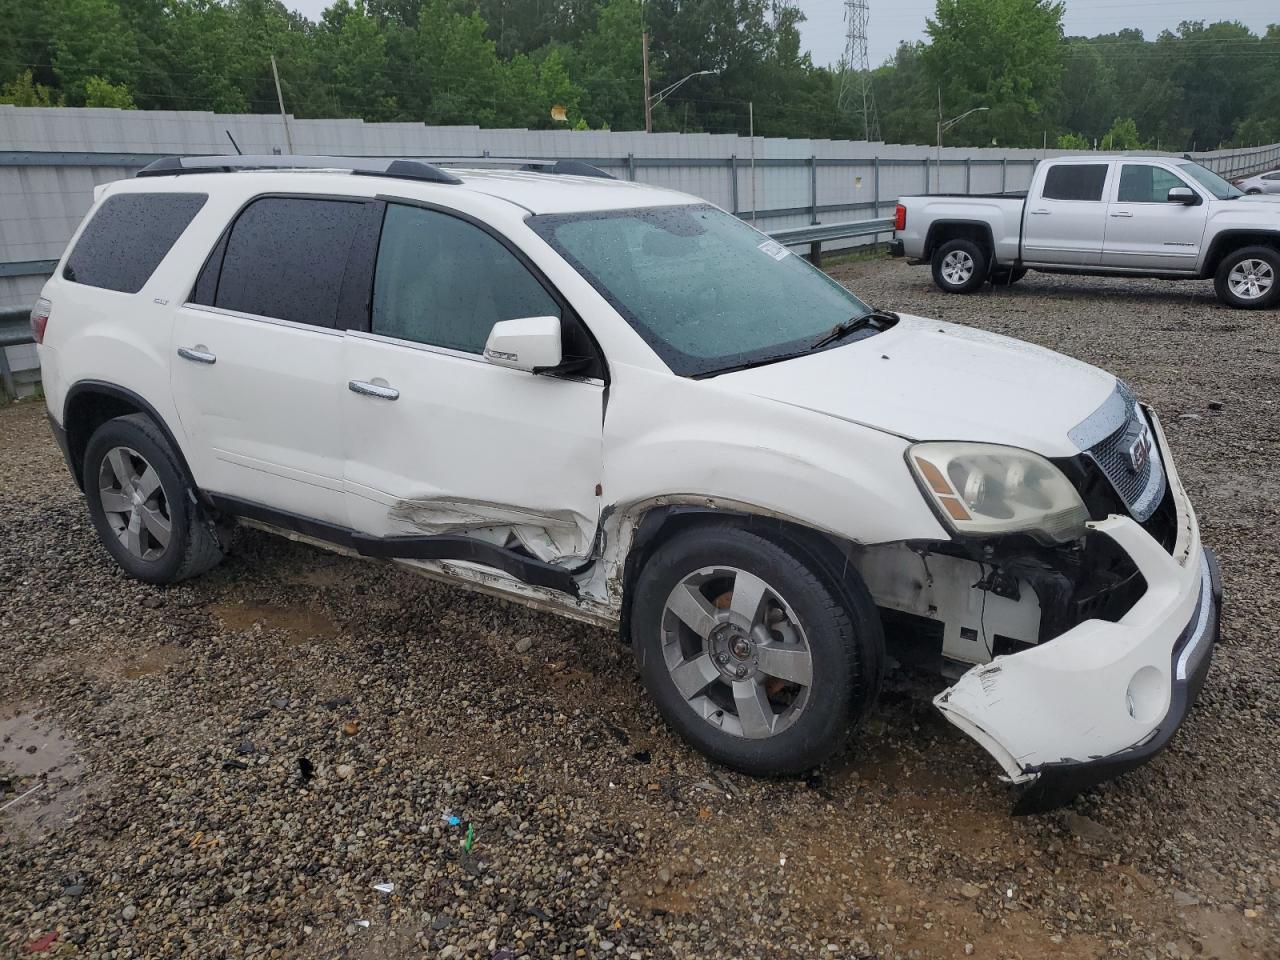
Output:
top-left (30, 297), bottom-right (51, 344)
top-left (894, 203), bottom-right (906, 232)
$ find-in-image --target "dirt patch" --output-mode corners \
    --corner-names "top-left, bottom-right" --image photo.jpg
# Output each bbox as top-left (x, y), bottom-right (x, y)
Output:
top-left (208, 599), bottom-right (340, 646)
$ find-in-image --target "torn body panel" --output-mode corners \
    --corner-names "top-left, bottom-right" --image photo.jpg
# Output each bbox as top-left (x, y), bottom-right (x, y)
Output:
top-left (933, 420), bottom-right (1215, 797)
top-left (385, 495), bottom-right (593, 564)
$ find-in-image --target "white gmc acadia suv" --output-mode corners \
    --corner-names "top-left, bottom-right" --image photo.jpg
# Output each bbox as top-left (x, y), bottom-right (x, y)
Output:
top-left (33, 155), bottom-right (1221, 811)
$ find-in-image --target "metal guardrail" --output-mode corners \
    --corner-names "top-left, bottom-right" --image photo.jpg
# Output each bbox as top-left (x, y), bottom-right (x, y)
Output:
top-left (0, 306), bottom-right (32, 399)
top-left (768, 217), bottom-right (896, 265)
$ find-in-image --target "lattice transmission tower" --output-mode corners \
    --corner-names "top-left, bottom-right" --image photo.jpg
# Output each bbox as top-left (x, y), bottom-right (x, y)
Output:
top-left (837, 0), bottom-right (881, 141)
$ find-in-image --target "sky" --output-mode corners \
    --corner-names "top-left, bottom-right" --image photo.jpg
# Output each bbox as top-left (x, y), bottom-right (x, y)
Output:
top-left (282, 0), bottom-right (1277, 70)
top-left (796, 0), bottom-right (1278, 68)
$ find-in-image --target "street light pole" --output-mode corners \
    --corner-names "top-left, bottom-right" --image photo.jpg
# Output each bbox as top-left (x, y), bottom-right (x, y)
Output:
top-left (936, 93), bottom-right (989, 192)
top-left (643, 32), bottom-right (652, 134)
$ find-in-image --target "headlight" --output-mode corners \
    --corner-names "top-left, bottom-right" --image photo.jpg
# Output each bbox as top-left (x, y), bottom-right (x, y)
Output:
top-left (908, 442), bottom-right (1088, 543)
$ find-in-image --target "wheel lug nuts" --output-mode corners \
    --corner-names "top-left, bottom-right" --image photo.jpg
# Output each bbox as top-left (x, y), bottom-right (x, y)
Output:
top-left (735, 665), bottom-right (748, 678)
top-left (715, 652), bottom-right (729, 665)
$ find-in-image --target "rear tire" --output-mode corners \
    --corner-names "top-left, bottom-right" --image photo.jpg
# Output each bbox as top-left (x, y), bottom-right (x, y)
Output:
top-left (1213, 245), bottom-right (1280, 310)
top-left (931, 239), bottom-right (988, 294)
top-left (83, 414), bottom-right (227, 584)
top-left (629, 523), bottom-right (882, 776)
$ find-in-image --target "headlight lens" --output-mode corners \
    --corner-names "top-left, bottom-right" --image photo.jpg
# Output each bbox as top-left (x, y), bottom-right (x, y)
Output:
top-left (908, 442), bottom-right (1088, 543)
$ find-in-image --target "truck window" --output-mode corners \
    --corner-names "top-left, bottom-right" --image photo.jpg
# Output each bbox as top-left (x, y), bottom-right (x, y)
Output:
top-left (1117, 165), bottom-right (1187, 203)
top-left (1041, 165), bottom-right (1107, 202)
top-left (63, 193), bottom-right (207, 293)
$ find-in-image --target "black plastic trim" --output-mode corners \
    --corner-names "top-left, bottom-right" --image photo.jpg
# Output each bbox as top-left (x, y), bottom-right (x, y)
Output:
top-left (136, 154), bottom-right (464, 185)
top-left (209, 494), bottom-right (579, 596)
top-left (922, 219), bottom-right (996, 259)
top-left (62, 380), bottom-right (198, 493)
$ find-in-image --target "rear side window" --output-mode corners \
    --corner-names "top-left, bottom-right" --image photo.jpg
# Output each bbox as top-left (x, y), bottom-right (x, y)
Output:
top-left (63, 193), bottom-right (206, 293)
top-left (1041, 164), bottom-right (1108, 202)
top-left (213, 197), bottom-right (366, 327)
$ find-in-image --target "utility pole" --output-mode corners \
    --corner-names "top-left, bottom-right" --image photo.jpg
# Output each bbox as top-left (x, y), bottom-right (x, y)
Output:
top-left (936, 86), bottom-right (943, 192)
top-left (837, 0), bottom-right (880, 141)
top-left (749, 101), bottom-right (756, 224)
top-left (270, 55), bottom-right (294, 155)
top-left (642, 32), bottom-right (653, 134)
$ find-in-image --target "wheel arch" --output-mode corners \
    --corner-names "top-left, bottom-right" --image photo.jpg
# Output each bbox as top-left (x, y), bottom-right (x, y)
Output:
top-left (923, 220), bottom-right (996, 261)
top-left (63, 380), bottom-right (197, 493)
top-left (1201, 230), bottom-right (1280, 278)
top-left (614, 503), bottom-right (885, 711)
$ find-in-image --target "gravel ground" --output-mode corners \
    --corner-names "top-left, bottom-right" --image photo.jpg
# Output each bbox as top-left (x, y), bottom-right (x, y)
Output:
top-left (1, 259), bottom-right (1277, 960)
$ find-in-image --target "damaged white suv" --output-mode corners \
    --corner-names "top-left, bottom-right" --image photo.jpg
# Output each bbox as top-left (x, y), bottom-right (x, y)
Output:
top-left (35, 155), bottom-right (1220, 811)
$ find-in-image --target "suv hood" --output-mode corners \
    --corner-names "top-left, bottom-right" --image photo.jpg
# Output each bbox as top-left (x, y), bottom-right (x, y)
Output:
top-left (713, 315), bottom-right (1115, 458)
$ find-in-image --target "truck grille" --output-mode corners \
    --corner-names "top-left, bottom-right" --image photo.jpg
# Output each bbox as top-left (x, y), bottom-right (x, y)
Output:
top-left (1069, 382), bottom-right (1167, 523)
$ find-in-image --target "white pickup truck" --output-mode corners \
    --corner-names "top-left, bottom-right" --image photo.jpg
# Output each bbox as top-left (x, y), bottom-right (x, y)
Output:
top-left (890, 155), bottom-right (1280, 309)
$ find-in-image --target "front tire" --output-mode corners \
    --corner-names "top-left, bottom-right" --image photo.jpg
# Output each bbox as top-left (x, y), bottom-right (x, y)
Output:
top-left (931, 238), bottom-right (988, 294)
top-left (1213, 245), bottom-right (1280, 310)
top-left (630, 524), bottom-right (882, 775)
top-left (83, 414), bottom-right (227, 584)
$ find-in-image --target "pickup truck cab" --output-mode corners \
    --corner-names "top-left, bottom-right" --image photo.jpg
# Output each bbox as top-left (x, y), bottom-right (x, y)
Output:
top-left (892, 155), bottom-right (1280, 309)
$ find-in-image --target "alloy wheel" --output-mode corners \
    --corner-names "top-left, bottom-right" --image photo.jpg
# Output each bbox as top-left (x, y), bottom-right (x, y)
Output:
top-left (659, 566), bottom-right (814, 740)
top-left (98, 446), bottom-right (172, 561)
top-left (1227, 258), bottom-right (1275, 301)
top-left (941, 250), bottom-right (975, 285)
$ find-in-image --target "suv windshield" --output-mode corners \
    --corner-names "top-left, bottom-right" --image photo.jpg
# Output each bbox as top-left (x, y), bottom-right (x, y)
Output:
top-left (1176, 161), bottom-right (1243, 200)
top-left (529, 204), bottom-right (873, 376)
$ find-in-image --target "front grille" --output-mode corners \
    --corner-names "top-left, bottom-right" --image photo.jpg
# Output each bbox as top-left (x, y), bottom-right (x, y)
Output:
top-left (1069, 382), bottom-right (1167, 523)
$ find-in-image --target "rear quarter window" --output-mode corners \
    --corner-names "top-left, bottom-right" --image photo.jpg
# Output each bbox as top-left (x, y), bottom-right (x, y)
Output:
top-left (63, 193), bottom-right (207, 293)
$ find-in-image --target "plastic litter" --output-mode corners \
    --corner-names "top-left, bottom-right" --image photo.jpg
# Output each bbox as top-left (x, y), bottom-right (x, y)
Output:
top-left (23, 931), bottom-right (59, 953)
top-left (464, 822), bottom-right (475, 852)
top-left (442, 813), bottom-right (461, 827)
top-left (355, 919), bottom-right (370, 929)
top-left (372, 882), bottom-right (394, 894)
top-left (0, 783), bottom-right (42, 812)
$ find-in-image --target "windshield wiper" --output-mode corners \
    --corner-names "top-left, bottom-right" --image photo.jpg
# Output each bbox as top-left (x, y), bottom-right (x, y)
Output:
top-left (811, 309), bottom-right (898, 350)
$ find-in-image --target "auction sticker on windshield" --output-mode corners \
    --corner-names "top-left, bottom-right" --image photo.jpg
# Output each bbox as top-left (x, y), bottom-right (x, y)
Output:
top-left (757, 239), bottom-right (789, 261)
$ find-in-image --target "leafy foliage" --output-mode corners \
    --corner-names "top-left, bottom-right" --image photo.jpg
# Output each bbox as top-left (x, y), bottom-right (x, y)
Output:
top-left (0, 0), bottom-right (1275, 150)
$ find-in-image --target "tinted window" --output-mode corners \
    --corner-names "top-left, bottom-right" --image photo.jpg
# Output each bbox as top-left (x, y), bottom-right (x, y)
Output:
top-left (63, 193), bottom-right (206, 293)
top-left (1117, 165), bottom-right (1187, 203)
top-left (530, 204), bottom-right (874, 377)
top-left (215, 197), bottom-right (365, 327)
top-left (1041, 164), bottom-right (1108, 201)
top-left (371, 204), bottom-right (560, 354)
top-left (1176, 161), bottom-right (1242, 200)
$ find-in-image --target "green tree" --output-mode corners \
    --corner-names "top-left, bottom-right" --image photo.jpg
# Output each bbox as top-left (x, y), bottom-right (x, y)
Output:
top-left (922, 0), bottom-right (1065, 147)
top-left (0, 70), bottom-right (63, 106)
top-left (1099, 116), bottom-right (1141, 151)
top-left (1055, 132), bottom-right (1089, 150)
top-left (84, 75), bottom-right (135, 107)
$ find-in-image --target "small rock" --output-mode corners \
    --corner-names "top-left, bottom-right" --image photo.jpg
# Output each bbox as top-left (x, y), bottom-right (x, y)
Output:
top-left (963, 944), bottom-right (974, 956)
top-left (141, 595), bottom-right (164, 609)
top-left (1173, 890), bottom-right (1199, 907)
top-left (244, 708), bottom-right (268, 720)
top-left (271, 698), bottom-right (289, 709)
top-left (63, 884), bottom-right (85, 899)
top-left (600, 941), bottom-right (615, 951)
top-left (323, 696), bottom-right (352, 709)
top-left (514, 637), bottom-right (533, 654)
top-left (1063, 811), bottom-right (1113, 844)
top-left (959, 883), bottom-right (981, 899)
top-left (1207, 400), bottom-right (1224, 411)
top-left (335, 763), bottom-right (355, 781)
top-left (235, 740), bottom-right (256, 756)
top-left (342, 721), bottom-right (360, 736)
top-left (122, 904), bottom-right (137, 922)
top-left (438, 946), bottom-right (459, 960)
top-left (657, 867), bottom-right (672, 886)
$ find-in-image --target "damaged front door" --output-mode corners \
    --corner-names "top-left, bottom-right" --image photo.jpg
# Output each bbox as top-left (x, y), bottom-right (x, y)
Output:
top-left (341, 202), bottom-right (603, 568)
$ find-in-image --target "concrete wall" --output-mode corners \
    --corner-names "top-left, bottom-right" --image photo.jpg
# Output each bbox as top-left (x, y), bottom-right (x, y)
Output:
top-left (4, 105), bottom-right (1278, 395)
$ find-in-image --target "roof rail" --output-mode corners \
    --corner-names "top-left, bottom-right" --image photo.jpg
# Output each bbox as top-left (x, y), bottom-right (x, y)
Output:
top-left (424, 157), bottom-right (617, 180)
top-left (135, 155), bottom-right (463, 185)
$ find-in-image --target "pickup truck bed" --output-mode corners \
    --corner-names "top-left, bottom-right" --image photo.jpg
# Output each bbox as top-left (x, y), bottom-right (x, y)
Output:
top-left (890, 155), bottom-right (1280, 309)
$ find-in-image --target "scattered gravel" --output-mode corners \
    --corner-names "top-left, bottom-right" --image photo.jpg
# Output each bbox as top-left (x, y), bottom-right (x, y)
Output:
top-left (1, 258), bottom-right (1276, 959)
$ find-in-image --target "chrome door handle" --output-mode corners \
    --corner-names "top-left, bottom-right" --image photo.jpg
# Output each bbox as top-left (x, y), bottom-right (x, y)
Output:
top-left (1029, 209), bottom-right (1050, 215)
top-left (177, 346), bottom-right (216, 365)
top-left (348, 379), bottom-right (399, 401)
top-left (1110, 211), bottom-right (1134, 218)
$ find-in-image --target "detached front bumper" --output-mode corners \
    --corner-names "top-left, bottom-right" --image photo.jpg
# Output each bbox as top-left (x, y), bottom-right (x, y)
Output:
top-left (934, 421), bottom-right (1220, 812)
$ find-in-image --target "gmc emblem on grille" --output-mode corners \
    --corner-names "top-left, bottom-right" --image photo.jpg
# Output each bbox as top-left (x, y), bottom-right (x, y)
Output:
top-left (1128, 427), bottom-right (1152, 473)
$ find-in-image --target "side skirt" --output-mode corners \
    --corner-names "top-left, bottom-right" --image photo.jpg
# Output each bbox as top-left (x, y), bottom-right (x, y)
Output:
top-left (209, 494), bottom-right (583, 596)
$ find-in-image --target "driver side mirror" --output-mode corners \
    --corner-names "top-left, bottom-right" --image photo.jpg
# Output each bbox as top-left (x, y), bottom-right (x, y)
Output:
top-left (483, 316), bottom-right (563, 373)
top-left (1167, 186), bottom-right (1199, 205)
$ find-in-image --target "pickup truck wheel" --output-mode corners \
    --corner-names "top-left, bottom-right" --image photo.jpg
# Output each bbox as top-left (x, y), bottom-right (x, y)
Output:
top-left (990, 267), bottom-right (1027, 286)
top-left (931, 239), bottom-right (988, 294)
top-left (83, 414), bottom-right (227, 584)
top-left (630, 524), bottom-right (881, 776)
top-left (1214, 246), bottom-right (1280, 310)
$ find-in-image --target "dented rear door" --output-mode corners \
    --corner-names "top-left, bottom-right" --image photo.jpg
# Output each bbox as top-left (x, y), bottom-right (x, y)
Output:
top-left (341, 202), bottom-right (604, 565)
